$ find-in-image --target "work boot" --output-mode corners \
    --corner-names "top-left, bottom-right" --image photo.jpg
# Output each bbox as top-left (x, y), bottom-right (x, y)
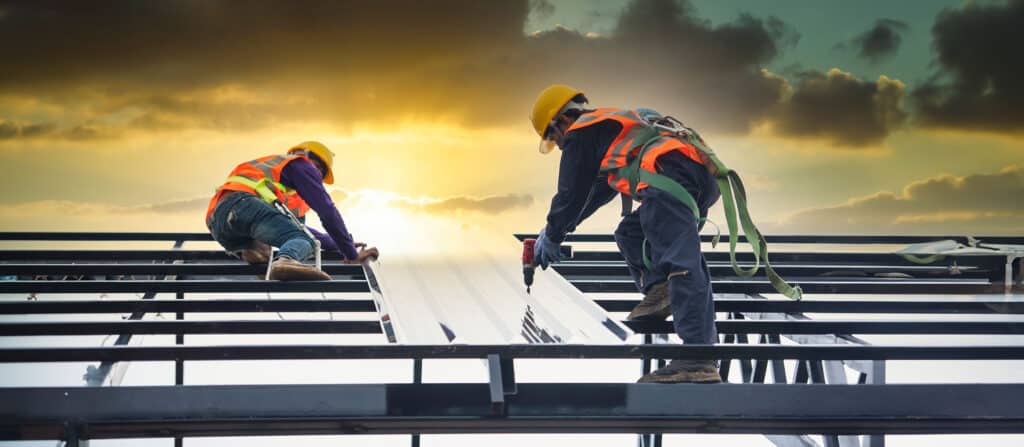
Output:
top-left (240, 240), bottom-right (271, 264)
top-left (267, 256), bottom-right (331, 281)
top-left (637, 359), bottom-right (722, 384)
top-left (627, 282), bottom-right (671, 320)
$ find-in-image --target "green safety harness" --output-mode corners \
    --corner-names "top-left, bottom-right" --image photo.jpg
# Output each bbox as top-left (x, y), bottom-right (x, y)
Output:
top-left (605, 116), bottom-right (804, 300)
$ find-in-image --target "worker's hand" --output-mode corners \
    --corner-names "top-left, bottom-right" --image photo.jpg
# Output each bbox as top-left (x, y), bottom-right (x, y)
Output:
top-left (354, 242), bottom-right (367, 249)
top-left (534, 227), bottom-right (563, 270)
top-left (346, 246), bottom-right (379, 264)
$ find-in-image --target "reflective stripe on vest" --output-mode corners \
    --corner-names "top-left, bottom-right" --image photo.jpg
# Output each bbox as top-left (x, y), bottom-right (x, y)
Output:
top-left (205, 154), bottom-right (313, 221)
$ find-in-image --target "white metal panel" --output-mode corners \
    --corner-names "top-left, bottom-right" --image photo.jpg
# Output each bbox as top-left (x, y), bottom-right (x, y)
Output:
top-left (364, 241), bottom-right (632, 345)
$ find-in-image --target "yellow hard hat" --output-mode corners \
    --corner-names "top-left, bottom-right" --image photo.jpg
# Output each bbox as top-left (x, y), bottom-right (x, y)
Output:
top-left (531, 84), bottom-right (584, 153)
top-left (289, 141), bottom-right (335, 184)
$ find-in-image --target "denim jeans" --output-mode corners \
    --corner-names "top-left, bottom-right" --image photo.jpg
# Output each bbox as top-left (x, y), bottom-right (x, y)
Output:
top-left (207, 193), bottom-right (315, 261)
top-left (613, 152), bottom-right (720, 344)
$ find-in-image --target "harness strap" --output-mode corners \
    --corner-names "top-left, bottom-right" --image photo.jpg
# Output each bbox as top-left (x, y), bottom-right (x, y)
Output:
top-left (619, 123), bottom-right (803, 300)
top-left (718, 170), bottom-right (803, 300)
top-left (619, 193), bottom-right (633, 217)
top-left (900, 254), bottom-right (947, 264)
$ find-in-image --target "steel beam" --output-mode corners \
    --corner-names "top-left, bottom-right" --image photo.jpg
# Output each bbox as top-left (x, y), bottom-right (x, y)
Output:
top-left (2, 344), bottom-right (1024, 363)
top-left (514, 233), bottom-right (1024, 245)
top-left (0, 250), bottom-right (346, 262)
top-left (0, 263), bottom-right (365, 277)
top-left (568, 250), bottom-right (1007, 269)
top-left (361, 260), bottom-right (398, 343)
top-left (0, 279), bottom-right (369, 293)
top-left (555, 263), bottom-right (988, 279)
top-left (596, 299), bottom-right (1024, 314)
top-left (0, 232), bottom-right (213, 241)
top-left (575, 278), bottom-right (997, 295)
top-left (1, 249), bottom-right (1007, 271)
top-left (6, 231), bottom-right (1024, 245)
top-left (622, 319), bottom-right (1024, 335)
top-left (6, 319), bottom-right (1020, 337)
top-left (0, 299), bottom-right (378, 314)
top-left (2, 383), bottom-right (1024, 440)
top-left (0, 320), bottom-right (384, 336)
top-left (10, 277), bottom-right (990, 295)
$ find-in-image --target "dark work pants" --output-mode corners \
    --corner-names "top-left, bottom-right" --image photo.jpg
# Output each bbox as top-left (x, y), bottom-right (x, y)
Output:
top-left (613, 152), bottom-right (721, 344)
top-left (208, 193), bottom-right (315, 261)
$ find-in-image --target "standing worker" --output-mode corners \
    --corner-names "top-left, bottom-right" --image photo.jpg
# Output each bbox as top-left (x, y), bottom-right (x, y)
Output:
top-left (205, 141), bottom-right (379, 280)
top-left (529, 85), bottom-right (723, 383)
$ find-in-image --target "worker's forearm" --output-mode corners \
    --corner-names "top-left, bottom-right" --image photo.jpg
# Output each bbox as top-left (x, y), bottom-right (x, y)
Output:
top-left (320, 219), bottom-right (359, 260)
top-left (281, 161), bottom-right (360, 260)
top-left (545, 137), bottom-right (602, 243)
top-left (568, 179), bottom-right (618, 232)
top-left (545, 178), bottom-right (589, 243)
top-left (306, 227), bottom-right (338, 251)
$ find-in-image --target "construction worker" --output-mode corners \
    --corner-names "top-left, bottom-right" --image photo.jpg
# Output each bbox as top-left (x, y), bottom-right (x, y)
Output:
top-left (530, 85), bottom-right (721, 383)
top-left (205, 141), bottom-right (379, 280)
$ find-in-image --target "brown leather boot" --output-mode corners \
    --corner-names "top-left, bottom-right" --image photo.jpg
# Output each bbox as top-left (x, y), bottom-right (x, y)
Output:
top-left (637, 359), bottom-right (722, 384)
top-left (626, 282), bottom-right (671, 320)
top-left (240, 240), bottom-right (271, 265)
top-left (268, 257), bottom-right (331, 281)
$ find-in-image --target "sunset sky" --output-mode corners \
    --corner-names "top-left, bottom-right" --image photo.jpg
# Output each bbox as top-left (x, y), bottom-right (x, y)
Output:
top-left (1, 0), bottom-right (1022, 253)
top-left (1, 4), bottom-right (1023, 447)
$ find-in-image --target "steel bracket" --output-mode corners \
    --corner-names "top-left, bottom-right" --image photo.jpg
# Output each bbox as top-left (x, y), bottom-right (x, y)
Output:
top-left (487, 354), bottom-right (516, 416)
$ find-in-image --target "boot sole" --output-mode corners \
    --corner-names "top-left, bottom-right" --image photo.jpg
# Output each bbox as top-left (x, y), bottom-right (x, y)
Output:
top-left (268, 266), bottom-right (331, 281)
top-left (626, 303), bottom-right (672, 321)
top-left (637, 370), bottom-right (722, 384)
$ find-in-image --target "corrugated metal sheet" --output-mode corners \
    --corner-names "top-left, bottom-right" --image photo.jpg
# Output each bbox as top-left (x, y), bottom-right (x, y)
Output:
top-left (364, 241), bottom-right (631, 344)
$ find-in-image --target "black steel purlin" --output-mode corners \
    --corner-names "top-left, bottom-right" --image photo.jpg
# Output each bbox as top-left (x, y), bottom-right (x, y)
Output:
top-left (2, 383), bottom-right (1024, 440)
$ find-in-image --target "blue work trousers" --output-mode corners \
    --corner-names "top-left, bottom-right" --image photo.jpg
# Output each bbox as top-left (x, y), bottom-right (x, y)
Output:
top-left (207, 193), bottom-right (315, 262)
top-left (613, 152), bottom-right (721, 344)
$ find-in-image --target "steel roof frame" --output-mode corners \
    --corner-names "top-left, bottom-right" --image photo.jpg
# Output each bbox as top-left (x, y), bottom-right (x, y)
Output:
top-left (1, 231), bottom-right (1023, 447)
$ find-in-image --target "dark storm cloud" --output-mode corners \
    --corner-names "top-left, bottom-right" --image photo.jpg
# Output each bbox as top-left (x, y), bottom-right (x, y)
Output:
top-left (0, 0), bottom-right (530, 129)
top-left (530, 0), bottom-right (555, 19)
top-left (0, 0), bottom-right (910, 145)
top-left (0, 120), bottom-right (56, 140)
top-left (839, 18), bottom-right (908, 63)
top-left (0, 1), bottom-right (528, 87)
top-left (912, 0), bottom-right (1024, 132)
top-left (0, 119), bottom-right (117, 141)
top-left (525, 0), bottom-right (797, 134)
top-left (769, 69), bottom-right (907, 147)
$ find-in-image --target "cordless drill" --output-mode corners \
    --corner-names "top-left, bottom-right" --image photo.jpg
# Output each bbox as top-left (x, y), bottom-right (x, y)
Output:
top-left (522, 238), bottom-right (537, 294)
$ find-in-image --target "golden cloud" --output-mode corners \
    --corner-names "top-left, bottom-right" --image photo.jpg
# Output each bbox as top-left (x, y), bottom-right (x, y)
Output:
top-left (781, 165), bottom-right (1024, 234)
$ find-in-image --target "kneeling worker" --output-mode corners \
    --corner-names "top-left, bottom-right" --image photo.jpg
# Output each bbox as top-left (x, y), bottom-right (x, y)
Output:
top-left (205, 141), bottom-right (378, 280)
top-left (530, 85), bottom-right (721, 383)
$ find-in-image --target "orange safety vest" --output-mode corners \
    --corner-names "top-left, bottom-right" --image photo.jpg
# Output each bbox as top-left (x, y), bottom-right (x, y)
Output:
top-left (205, 154), bottom-right (313, 222)
top-left (567, 108), bottom-right (709, 197)
top-left (569, 108), bottom-right (804, 301)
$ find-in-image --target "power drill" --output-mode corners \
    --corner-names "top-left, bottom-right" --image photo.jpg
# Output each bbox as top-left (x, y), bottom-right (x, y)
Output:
top-left (522, 238), bottom-right (537, 294)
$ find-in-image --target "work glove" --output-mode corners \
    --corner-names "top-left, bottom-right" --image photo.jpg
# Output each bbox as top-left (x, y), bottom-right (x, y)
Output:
top-left (344, 246), bottom-right (380, 264)
top-left (534, 227), bottom-right (564, 270)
